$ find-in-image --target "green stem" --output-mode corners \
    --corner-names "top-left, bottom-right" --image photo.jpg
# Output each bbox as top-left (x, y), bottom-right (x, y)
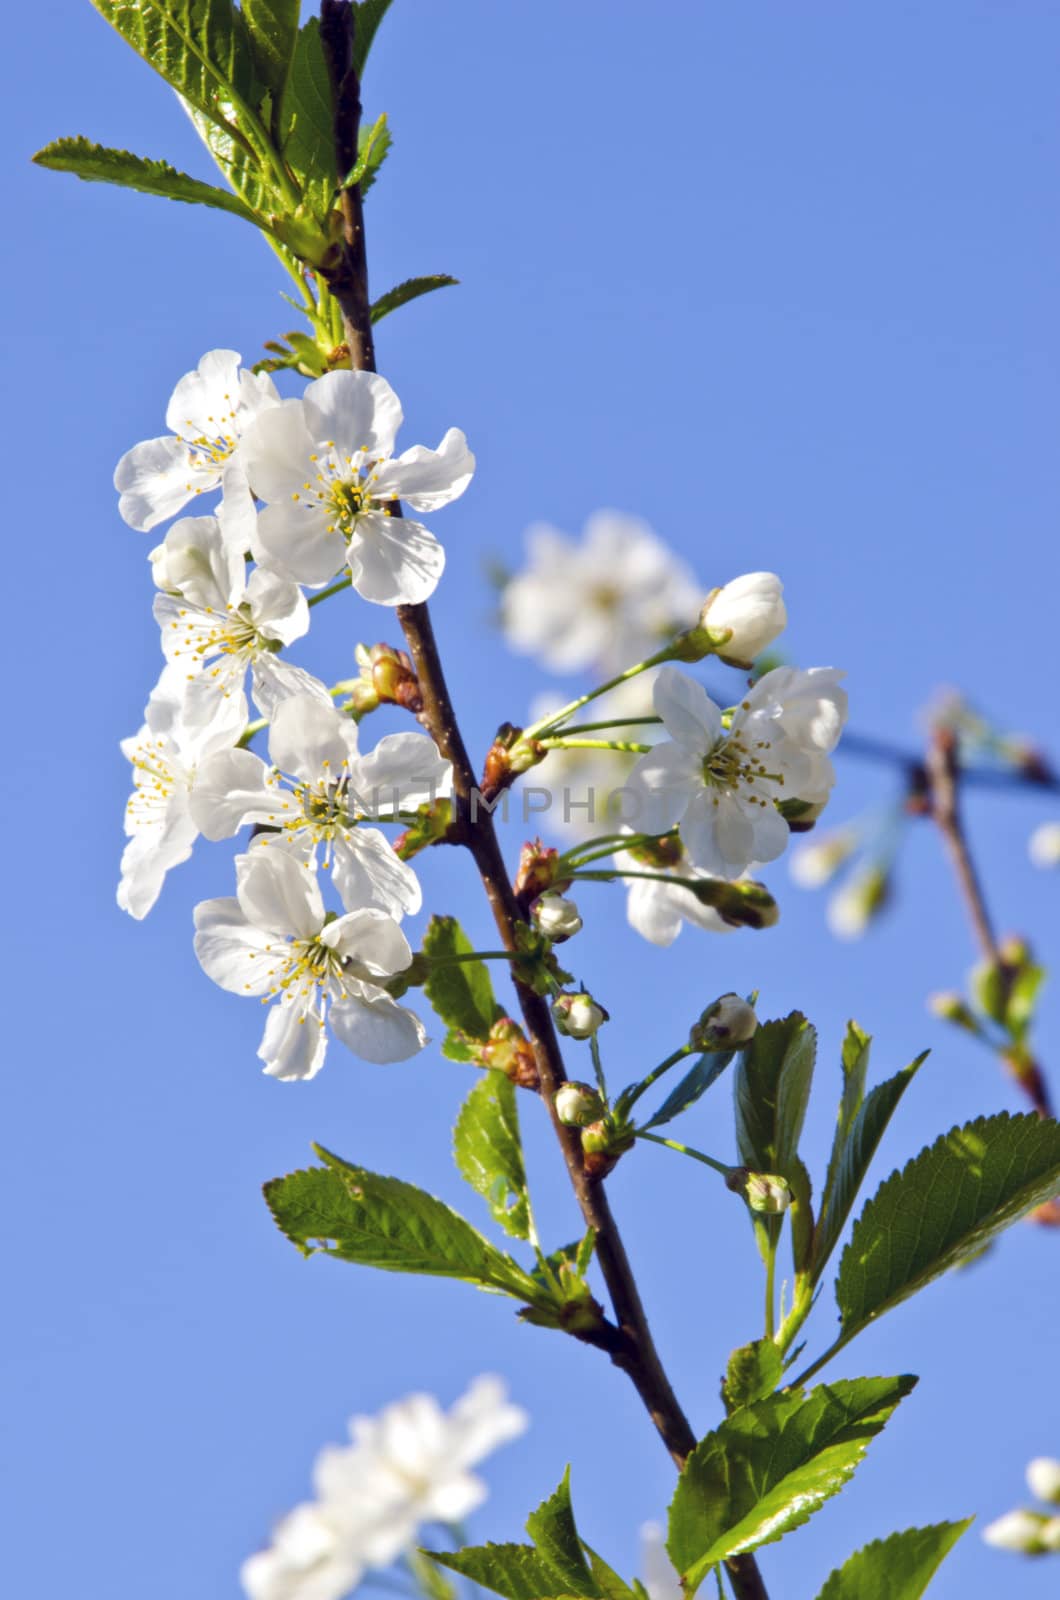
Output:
top-left (636, 1129), bottom-right (732, 1178)
top-left (549, 716), bottom-right (663, 737)
top-left (522, 645), bottom-right (679, 741)
top-left (308, 574), bottom-right (355, 607)
top-left (787, 1335), bottom-right (849, 1391)
top-left (540, 736), bottom-right (653, 754)
top-left (620, 1044), bottom-right (695, 1116)
top-left (764, 1233), bottom-right (778, 1341)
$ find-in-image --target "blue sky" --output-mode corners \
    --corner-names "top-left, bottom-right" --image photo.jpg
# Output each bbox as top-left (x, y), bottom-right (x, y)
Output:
top-left (5, 2), bottom-right (1060, 1596)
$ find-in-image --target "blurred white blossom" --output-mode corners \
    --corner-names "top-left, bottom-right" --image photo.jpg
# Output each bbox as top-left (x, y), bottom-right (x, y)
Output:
top-left (502, 512), bottom-right (700, 674)
top-left (242, 1378), bottom-right (527, 1600)
top-left (1029, 822), bottom-right (1060, 869)
top-left (640, 1523), bottom-right (680, 1600)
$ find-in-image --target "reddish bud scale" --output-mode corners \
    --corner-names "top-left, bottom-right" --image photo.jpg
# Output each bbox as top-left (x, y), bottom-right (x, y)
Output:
top-left (513, 839), bottom-right (571, 913)
top-left (481, 1017), bottom-right (540, 1090)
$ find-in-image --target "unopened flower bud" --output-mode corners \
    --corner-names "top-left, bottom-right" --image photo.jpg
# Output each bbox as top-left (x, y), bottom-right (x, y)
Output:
top-left (1041, 1517), bottom-right (1060, 1553)
top-left (826, 863), bottom-right (890, 940)
top-left (533, 892), bottom-right (583, 942)
top-left (393, 798), bottom-right (454, 861)
top-left (554, 1081), bottom-right (605, 1126)
top-left (513, 839), bottom-right (569, 908)
top-left (691, 993), bottom-right (757, 1052)
top-left (928, 991), bottom-right (977, 1030)
top-left (790, 827), bottom-right (859, 887)
top-left (982, 1509), bottom-right (1051, 1554)
top-left (553, 993), bottom-right (608, 1039)
top-left (777, 796), bottom-right (830, 834)
top-left (726, 1168), bottom-right (791, 1214)
top-left (481, 724), bottom-right (546, 803)
top-left (481, 1017), bottom-right (539, 1089)
top-left (697, 573), bottom-right (787, 668)
top-left (1027, 1458), bottom-right (1060, 1507)
top-left (689, 876), bottom-right (780, 930)
top-left (1029, 821), bottom-right (1060, 869)
top-left (998, 934), bottom-right (1033, 972)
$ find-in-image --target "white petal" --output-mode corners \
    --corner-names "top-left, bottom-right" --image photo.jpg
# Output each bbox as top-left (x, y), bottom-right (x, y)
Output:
top-left (330, 831), bottom-right (422, 917)
top-left (152, 514), bottom-right (243, 609)
top-left (193, 896), bottom-right (285, 995)
top-left (268, 695), bottom-right (358, 780)
top-left (329, 990), bottom-right (427, 1063)
top-left (240, 399), bottom-right (318, 503)
top-left (115, 435), bottom-right (205, 531)
top-left (625, 878), bottom-right (683, 947)
top-left (244, 566), bottom-right (310, 645)
top-left (165, 349), bottom-right (242, 438)
top-left (181, 662), bottom-right (249, 736)
top-left (250, 657), bottom-right (332, 723)
top-left (349, 731), bottom-right (451, 813)
top-left (747, 799), bottom-right (791, 863)
top-left (303, 369), bottom-right (404, 460)
top-left (255, 501), bottom-right (347, 586)
top-left (189, 748), bottom-right (282, 839)
top-left (652, 667), bottom-right (722, 753)
top-left (372, 427), bottom-right (475, 511)
top-left (236, 846), bottom-right (324, 939)
top-left (323, 907), bottom-right (412, 976)
top-left (117, 805), bottom-right (198, 919)
top-left (347, 512), bottom-right (445, 606)
top-left (447, 1375), bottom-right (529, 1466)
top-left (625, 743), bottom-right (700, 836)
top-left (259, 998), bottom-right (328, 1080)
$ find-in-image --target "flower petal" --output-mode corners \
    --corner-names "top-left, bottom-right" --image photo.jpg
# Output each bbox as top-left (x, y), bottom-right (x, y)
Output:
top-left (329, 990), bottom-right (428, 1063)
top-left (189, 748), bottom-right (281, 839)
top-left (255, 501), bottom-right (347, 586)
top-left (625, 742), bottom-right (700, 836)
top-left (330, 830), bottom-right (422, 918)
top-left (193, 896), bottom-right (284, 995)
top-left (372, 427), bottom-right (475, 512)
top-left (151, 514), bottom-right (244, 609)
top-left (235, 846), bottom-right (324, 940)
top-left (239, 399), bottom-right (318, 503)
top-left (244, 566), bottom-right (309, 646)
top-left (347, 513), bottom-right (445, 606)
top-left (323, 907), bottom-right (412, 976)
top-left (349, 732), bottom-right (452, 814)
top-left (115, 435), bottom-right (205, 531)
top-left (653, 667), bottom-right (722, 753)
top-left (303, 369), bottom-right (404, 459)
top-left (251, 656), bottom-right (332, 723)
top-left (258, 998), bottom-right (328, 1081)
top-left (165, 348), bottom-right (242, 438)
top-left (268, 694), bottom-right (358, 781)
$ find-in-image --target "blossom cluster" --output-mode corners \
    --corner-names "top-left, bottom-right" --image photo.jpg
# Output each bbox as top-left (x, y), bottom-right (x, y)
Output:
top-left (116, 351), bottom-right (848, 1080)
top-left (241, 1376), bottom-right (528, 1600)
top-left (116, 351), bottom-right (469, 1078)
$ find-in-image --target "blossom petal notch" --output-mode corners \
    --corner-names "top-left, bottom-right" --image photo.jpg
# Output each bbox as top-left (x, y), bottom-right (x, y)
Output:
top-left (115, 348), bottom-right (279, 532)
top-left (240, 369), bottom-right (474, 605)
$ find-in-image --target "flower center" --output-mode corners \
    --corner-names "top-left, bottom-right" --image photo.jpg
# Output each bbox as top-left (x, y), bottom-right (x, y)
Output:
top-left (126, 737), bottom-right (179, 829)
top-left (289, 442), bottom-right (394, 540)
top-left (701, 731), bottom-right (785, 807)
top-left (167, 601), bottom-right (264, 665)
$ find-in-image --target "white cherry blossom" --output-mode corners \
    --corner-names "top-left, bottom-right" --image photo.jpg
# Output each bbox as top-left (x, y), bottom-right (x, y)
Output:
top-left (190, 694), bottom-right (450, 918)
top-left (240, 369), bottom-right (474, 604)
top-left (194, 848), bottom-right (427, 1079)
top-left (613, 831), bottom-right (735, 947)
top-left (241, 1378), bottom-right (527, 1600)
top-left (502, 512), bottom-right (701, 674)
top-left (118, 665), bottom-right (245, 919)
top-left (641, 1524), bottom-right (680, 1600)
top-left (626, 665), bottom-right (847, 878)
top-left (115, 348), bottom-right (278, 531)
top-left (698, 572), bottom-right (786, 667)
top-left (152, 514), bottom-right (329, 732)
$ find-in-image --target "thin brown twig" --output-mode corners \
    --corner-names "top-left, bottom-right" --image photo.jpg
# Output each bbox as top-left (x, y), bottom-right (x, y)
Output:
top-left (317, 7), bottom-right (768, 1595)
top-left (926, 726), bottom-right (1054, 1122)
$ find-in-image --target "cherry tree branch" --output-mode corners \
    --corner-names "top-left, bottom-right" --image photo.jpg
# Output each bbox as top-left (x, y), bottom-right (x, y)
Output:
top-left (318, 7), bottom-right (767, 1596)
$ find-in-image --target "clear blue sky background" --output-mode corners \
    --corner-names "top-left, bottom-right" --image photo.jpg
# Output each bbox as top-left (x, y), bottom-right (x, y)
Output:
top-left (4, 3), bottom-right (1060, 1596)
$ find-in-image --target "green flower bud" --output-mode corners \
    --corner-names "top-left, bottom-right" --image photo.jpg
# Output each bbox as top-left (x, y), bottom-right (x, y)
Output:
top-left (554, 1081), bottom-right (605, 1127)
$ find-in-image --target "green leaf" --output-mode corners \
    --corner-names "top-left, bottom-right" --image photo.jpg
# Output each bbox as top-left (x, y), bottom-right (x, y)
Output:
top-left (182, 98), bottom-right (277, 214)
top-left (351, 0), bottom-right (395, 77)
top-left (454, 1073), bottom-right (531, 1240)
top-left (721, 1339), bottom-right (783, 1411)
top-left (814, 1520), bottom-right (973, 1600)
top-left (442, 1028), bottom-right (478, 1063)
top-left (734, 1013), bottom-right (816, 1179)
top-left (264, 1146), bottom-right (539, 1301)
top-left (241, 0), bottom-right (299, 112)
top-left (348, 111), bottom-right (391, 195)
top-left (812, 1051), bottom-right (928, 1280)
top-left (641, 1050), bottom-right (735, 1131)
top-left (666, 1376), bottom-right (917, 1593)
top-left (423, 916), bottom-right (502, 1040)
top-left (281, 17), bottom-right (338, 216)
top-left (1006, 962), bottom-right (1046, 1038)
top-left (581, 1549), bottom-right (637, 1600)
top-left (371, 275), bottom-right (460, 324)
top-left (428, 1545), bottom-right (563, 1600)
top-left (524, 1469), bottom-right (598, 1598)
top-left (819, 1022), bottom-right (872, 1217)
top-left (835, 1112), bottom-right (1060, 1344)
top-left (32, 137), bottom-right (258, 223)
top-left (90, 0), bottom-right (260, 135)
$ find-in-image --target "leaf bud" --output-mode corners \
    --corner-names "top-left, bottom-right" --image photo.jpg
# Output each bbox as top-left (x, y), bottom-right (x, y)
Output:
top-left (553, 993), bottom-right (608, 1040)
top-left (969, 958), bottom-right (1010, 1026)
top-left (532, 892), bottom-right (583, 943)
top-left (481, 1017), bottom-right (540, 1090)
top-left (554, 1081), bottom-right (605, 1127)
top-left (691, 993), bottom-right (758, 1051)
top-left (393, 798), bottom-right (454, 861)
top-left (927, 991), bottom-right (978, 1030)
